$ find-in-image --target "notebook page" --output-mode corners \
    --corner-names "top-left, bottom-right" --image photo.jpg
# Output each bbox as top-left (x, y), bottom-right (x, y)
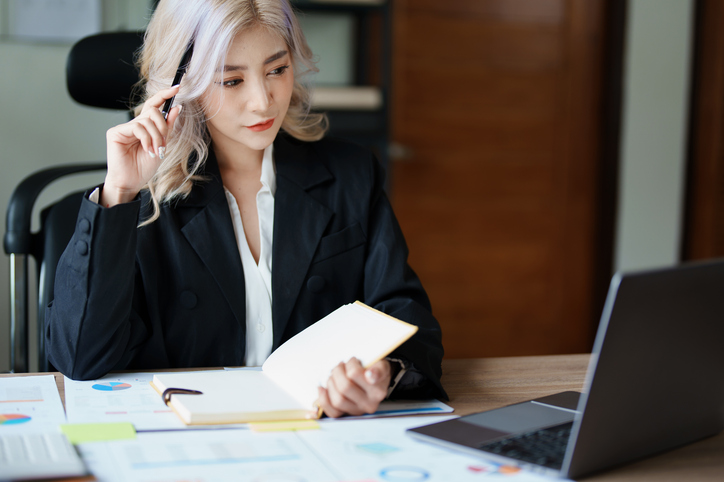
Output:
top-left (262, 302), bottom-right (417, 409)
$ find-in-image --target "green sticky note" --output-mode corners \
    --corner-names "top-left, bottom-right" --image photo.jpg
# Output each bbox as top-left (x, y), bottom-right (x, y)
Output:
top-left (60, 422), bottom-right (136, 444)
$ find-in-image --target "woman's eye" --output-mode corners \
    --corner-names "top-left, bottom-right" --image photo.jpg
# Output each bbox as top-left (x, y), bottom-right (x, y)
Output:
top-left (221, 78), bottom-right (242, 87)
top-left (269, 65), bottom-right (290, 76)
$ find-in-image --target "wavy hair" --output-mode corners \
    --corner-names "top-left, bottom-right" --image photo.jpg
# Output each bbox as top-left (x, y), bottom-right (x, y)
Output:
top-left (135, 0), bottom-right (327, 224)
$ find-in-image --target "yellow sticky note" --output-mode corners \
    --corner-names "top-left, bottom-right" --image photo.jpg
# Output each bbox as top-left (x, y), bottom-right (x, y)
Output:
top-left (249, 420), bottom-right (320, 432)
top-left (60, 422), bottom-right (136, 444)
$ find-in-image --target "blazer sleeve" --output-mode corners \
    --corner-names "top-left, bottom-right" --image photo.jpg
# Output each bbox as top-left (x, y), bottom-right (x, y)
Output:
top-left (362, 160), bottom-right (448, 400)
top-left (45, 193), bottom-right (150, 380)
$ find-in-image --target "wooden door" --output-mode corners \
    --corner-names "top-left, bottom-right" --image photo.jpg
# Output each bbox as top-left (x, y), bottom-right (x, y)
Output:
top-left (390, 0), bottom-right (609, 358)
top-left (684, 0), bottom-right (724, 260)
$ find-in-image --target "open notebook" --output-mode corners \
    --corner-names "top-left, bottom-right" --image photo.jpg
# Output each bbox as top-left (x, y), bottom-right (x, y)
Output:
top-left (151, 302), bottom-right (418, 425)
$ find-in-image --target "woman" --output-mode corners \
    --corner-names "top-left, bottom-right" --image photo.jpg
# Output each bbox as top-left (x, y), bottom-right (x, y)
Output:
top-left (46, 0), bottom-right (445, 417)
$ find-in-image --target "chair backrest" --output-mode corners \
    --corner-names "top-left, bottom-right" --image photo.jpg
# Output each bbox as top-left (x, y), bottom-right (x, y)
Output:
top-left (3, 31), bottom-right (143, 373)
top-left (66, 31), bottom-right (145, 110)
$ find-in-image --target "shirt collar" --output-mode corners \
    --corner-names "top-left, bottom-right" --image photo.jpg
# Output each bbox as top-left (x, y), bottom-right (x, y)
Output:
top-left (260, 144), bottom-right (276, 196)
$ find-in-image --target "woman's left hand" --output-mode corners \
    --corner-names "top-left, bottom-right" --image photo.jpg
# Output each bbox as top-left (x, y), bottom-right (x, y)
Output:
top-left (316, 358), bottom-right (391, 418)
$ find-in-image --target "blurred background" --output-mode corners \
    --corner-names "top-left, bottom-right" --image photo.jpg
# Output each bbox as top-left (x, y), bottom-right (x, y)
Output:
top-left (1, 0), bottom-right (722, 372)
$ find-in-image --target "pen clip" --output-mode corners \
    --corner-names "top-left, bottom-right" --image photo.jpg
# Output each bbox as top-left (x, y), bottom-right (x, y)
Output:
top-left (162, 387), bottom-right (203, 406)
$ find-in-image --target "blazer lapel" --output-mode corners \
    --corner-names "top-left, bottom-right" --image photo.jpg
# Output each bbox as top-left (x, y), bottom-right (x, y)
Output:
top-left (271, 134), bottom-right (333, 348)
top-left (178, 153), bottom-right (247, 342)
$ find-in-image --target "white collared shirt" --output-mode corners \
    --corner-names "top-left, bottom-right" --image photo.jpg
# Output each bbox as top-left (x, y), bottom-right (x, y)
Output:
top-left (224, 144), bottom-right (276, 366)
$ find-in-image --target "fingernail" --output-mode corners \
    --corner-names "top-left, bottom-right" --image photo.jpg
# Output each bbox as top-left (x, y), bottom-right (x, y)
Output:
top-left (365, 370), bottom-right (377, 384)
top-left (177, 104), bottom-right (183, 112)
top-left (158, 146), bottom-right (166, 160)
top-left (172, 84), bottom-right (180, 89)
top-left (148, 149), bottom-right (156, 158)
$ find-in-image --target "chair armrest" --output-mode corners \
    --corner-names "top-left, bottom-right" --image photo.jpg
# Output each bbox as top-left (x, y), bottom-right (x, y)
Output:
top-left (4, 163), bottom-right (106, 255)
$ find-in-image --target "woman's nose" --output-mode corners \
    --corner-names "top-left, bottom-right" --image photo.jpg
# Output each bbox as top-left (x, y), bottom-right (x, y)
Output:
top-left (247, 78), bottom-right (271, 112)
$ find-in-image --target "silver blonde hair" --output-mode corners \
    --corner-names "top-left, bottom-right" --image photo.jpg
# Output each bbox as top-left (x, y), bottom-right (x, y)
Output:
top-left (136, 0), bottom-right (327, 224)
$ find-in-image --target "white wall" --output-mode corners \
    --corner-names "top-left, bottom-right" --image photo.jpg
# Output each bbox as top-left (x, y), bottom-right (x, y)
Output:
top-left (614, 0), bottom-right (695, 273)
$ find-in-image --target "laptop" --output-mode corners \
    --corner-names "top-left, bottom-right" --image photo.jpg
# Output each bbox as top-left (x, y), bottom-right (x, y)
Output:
top-left (408, 260), bottom-right (724, 479)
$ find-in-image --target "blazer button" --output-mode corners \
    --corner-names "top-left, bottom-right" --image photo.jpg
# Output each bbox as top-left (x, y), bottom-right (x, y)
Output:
top-left (180, 290), bottom-right (197, 309)
top-left (75, 240), bottom-right (88, 256)
top-left (78, 218), bottom-right (91, 234)
top-left (307, 276), bottom-right (326, 293)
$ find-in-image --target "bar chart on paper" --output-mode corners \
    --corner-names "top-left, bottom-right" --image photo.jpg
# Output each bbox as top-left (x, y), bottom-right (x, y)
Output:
top-left (0, 375), bottom-right (67, 433)
top-left (78, 429), bottom-right (339, 482)
top-left (64, 372), bottom-right (187, 430)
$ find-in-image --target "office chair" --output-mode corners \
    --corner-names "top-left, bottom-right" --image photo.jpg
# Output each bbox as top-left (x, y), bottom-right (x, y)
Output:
top-left (3, 31), bottom-right (144, 373)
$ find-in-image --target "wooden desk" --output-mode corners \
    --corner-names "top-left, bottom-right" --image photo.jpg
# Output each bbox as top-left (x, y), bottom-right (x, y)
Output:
top-left (3, 355), bottom-right (723, 481)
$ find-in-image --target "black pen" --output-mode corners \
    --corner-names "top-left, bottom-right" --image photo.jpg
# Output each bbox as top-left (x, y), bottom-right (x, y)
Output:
top-left (161, 40), bottom-right (195, 120)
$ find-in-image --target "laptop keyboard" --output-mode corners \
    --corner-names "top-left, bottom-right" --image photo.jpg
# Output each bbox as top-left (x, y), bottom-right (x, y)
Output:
top-left (477, 421), bottom-right (573, 470)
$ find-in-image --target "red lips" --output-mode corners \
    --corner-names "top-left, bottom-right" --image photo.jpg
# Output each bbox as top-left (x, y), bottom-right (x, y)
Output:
top-left (247, 118), bottom-right (275, 132)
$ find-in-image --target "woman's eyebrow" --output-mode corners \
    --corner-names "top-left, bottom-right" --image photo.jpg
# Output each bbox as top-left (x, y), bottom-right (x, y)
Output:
top-left (264, 49), bottom-right (289, 64)
top-left (220, 50), bottom-right (289, 72)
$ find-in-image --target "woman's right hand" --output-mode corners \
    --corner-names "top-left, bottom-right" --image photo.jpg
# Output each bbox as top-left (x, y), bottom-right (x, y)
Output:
top-left (102, 85), bottom-right (183, 207)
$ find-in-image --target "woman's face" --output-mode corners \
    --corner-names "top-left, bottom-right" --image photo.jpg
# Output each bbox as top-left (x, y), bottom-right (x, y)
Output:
top-left (202, 25), bottom-right (294, 160)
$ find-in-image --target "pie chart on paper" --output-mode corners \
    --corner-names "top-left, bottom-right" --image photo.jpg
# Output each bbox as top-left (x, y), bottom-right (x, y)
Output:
top-left (92, 382), bottom-right (132, 391)
top-left (0, 414), bottom-right (32, 425)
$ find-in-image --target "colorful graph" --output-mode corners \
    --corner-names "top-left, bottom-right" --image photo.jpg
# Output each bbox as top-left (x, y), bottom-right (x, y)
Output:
top-left (379, 465), bottom-right (430, 481)
top-left (467, 463), bottom-right (522, 475)
top-left (357, 442), bottom-right (401, 455)
top-left (0, 413), bottom-right (32, 425)
top-left (92, 382), bottom-right (132, 391)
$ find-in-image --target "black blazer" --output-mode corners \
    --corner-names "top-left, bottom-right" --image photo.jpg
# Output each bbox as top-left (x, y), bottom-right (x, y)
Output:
top-left (46, 134), bottom-right (446, 399)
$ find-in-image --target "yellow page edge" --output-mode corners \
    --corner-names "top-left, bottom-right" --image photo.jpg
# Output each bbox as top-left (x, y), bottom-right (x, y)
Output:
top-left (352, 301), bottom-right (419, 368)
